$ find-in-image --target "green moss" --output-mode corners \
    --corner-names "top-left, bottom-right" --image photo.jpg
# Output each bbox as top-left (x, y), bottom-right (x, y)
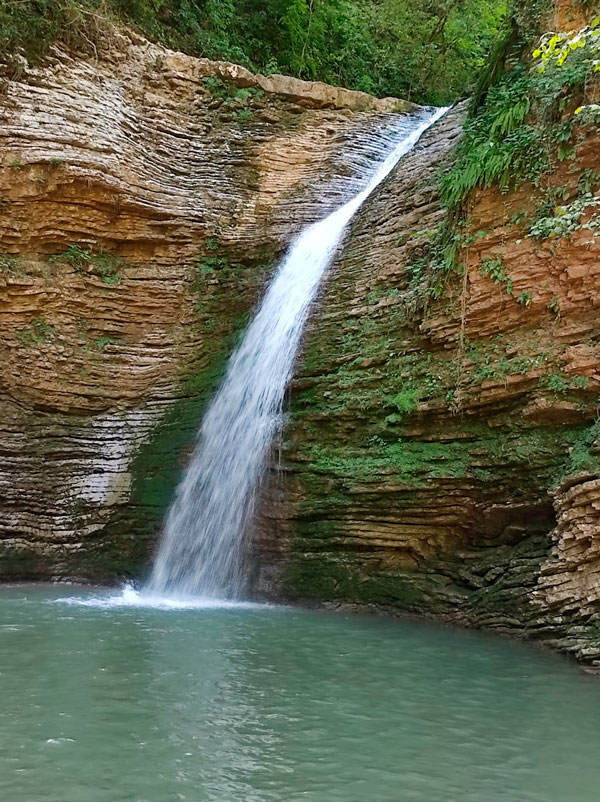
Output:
top-left (283, 529), bottom-right (551, 619)
top-left (0, 253), bottom-right (23, 274)
top-left (296, 322), bottom-right (594, 441)
top-left (121, 242), bottom-right (274, 558)
top-left (556, 418), bottom-right (600, 482)
top-left (298, 419), bottom-right (588, 496)
top-left (306, 438), bottom-right (469, 487)
top-left (128, 350), bottom-right (230, 521)
top-left (282, 555), bottom-right (435, 609)
top-left (0, 544), bottom-right (47, 579)
top-left (192, 238), bottom-right (274, 298)
top-left (16, 317), bottom-right (56, 347)
top-left (49, 244), bottom-right (123, 285)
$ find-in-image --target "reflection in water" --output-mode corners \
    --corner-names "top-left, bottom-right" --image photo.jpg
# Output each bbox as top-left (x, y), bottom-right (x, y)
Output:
top-left (1, 586), bottom-right (600, 802)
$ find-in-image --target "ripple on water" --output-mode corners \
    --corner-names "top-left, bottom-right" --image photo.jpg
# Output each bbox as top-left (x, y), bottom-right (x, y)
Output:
top-left (2, 585), bottom-right (600, 802)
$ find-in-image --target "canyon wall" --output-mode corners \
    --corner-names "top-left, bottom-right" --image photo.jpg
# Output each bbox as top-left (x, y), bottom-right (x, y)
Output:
top-left (255, 103), bottom-right (600, 668)
top-left (0, 29), bottom-right (412, 579)
top-left (2, 12), bottom-right (600, 670)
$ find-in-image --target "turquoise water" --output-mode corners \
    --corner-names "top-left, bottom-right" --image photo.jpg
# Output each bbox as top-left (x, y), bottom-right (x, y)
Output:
top-left (2, 586), bottom-right (600, 802)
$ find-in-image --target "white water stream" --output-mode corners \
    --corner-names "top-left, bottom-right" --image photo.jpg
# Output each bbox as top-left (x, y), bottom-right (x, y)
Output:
top-left (146, 106), bottom-right (446, 600)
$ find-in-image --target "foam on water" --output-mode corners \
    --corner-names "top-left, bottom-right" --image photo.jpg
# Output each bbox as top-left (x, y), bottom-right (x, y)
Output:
top-left (54, 583), bottom-right (270, 611)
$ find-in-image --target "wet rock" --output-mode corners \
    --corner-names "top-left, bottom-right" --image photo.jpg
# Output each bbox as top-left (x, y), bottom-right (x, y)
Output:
top-left (253, 98), bottom-right (600, 670)
top-left (0, 27), bottom-right (415, 581)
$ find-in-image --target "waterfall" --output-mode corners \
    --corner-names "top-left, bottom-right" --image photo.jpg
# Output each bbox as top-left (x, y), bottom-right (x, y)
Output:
top-left (146, 106), bottom-right (446, 600)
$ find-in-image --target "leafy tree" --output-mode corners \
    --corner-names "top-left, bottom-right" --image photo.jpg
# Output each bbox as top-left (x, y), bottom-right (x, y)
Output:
top-left (534, 15), bottom-right (600, 72)
top-left (533, 14), bottom-right (600, 116)
top-left (0, 0), bottom-right (508, 105)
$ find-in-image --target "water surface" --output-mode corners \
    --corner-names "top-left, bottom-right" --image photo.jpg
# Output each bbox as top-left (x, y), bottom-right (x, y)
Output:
top-left (2, 585), bottom-right (600, 802)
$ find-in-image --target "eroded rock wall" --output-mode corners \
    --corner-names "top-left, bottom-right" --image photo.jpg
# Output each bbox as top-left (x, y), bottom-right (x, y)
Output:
top-left (3, 11), bottom-right (600, 672)
top-left (255, 104), bottom-right (600, 669)
top-left (0, 29), bottom-right (413, 579)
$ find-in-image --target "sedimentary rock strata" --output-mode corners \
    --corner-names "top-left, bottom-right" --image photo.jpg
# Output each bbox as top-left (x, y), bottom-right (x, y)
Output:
top-left (0, 29), bottom-right (411, 578)
top-left (2, 17), bottom-right (600, 671)
top-left (255, 105), bottom-right (600, 669)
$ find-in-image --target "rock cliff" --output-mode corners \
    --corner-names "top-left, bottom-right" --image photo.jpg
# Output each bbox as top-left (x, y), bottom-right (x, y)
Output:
top-left (0, 28), bottom-right (413, 579)
top-left (2, 14), bottom-right (600, 671)
top-left (255, 100), bottom-right (600, 668)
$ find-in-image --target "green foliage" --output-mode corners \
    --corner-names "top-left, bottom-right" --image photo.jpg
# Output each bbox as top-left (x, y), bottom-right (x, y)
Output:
top-left (463, 336), bottom-right (551, 385)
top-left (49, 243), bottom-right (89, 266)
top-left (202, 76), bottom-right (233, 99)
top-left (16, 317), bottom-right (56, 347)
top-left (573, 103), bottom-right (600, 122)
top-left (403, 218), bottom-right (470, 303)
top-left (387, 387), bottom-right (420, 418)
top-left (539, 372), bottom-right (568, 394)
top-left (557, 418), bottom-right (600, 480)
top-left (0, 253), bottom-right (22, 274)
top-left (547, 295), bottom-right (561, 318)
top-left (0, 0), bottom-right (109, 71)
top-left (194, 247), bottom-right (243, 281)
top-left (529, 195), bottom-right (600, 239)
top-left (538, 368), bottom-right (592, 396)
top-left (196, 256), bottom-right (224, 276)
top-left (200, 77), bottom-right (261, 124)
top-left (49, 244), bottom-right (123, 285)
top-left (578, 168), bottom-right (600, 197)
top-left (479, 256), bottom-right (513, 294)
top-left (0, 0), bottom-right (508, 106)
top-left (533, 16), bottom-right (600, 74)
top-left (233, 107), bottom-right (253, 122)
top-left (441, 9), bottom-right (600, 208)
top-left (571, 375), bottom-right (590, 390)
top-left (92, 336), bottom-right (120, 351)
top-left (441, 68), bottom-right (549, 206)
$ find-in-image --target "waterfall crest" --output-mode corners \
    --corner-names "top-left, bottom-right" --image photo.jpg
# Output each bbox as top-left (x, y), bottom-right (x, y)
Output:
top-left (146, 107), bottom-right (447, 600)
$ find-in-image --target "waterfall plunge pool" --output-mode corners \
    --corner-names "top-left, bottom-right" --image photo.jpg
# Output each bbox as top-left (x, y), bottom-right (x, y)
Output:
top-left (2, 585), bottom-right (600, 802)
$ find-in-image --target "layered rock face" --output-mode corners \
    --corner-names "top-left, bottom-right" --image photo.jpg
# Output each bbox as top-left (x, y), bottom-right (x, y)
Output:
top-left (0, 29), bottom-right (412, 579)
top-left (256, 105), bottom-right (600, 669)
top-left (2, 14), bottom-right (600, 671)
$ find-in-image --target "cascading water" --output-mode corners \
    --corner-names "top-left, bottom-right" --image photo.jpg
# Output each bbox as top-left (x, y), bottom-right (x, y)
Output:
top-left (146, 106), bottom-right (447, 600)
